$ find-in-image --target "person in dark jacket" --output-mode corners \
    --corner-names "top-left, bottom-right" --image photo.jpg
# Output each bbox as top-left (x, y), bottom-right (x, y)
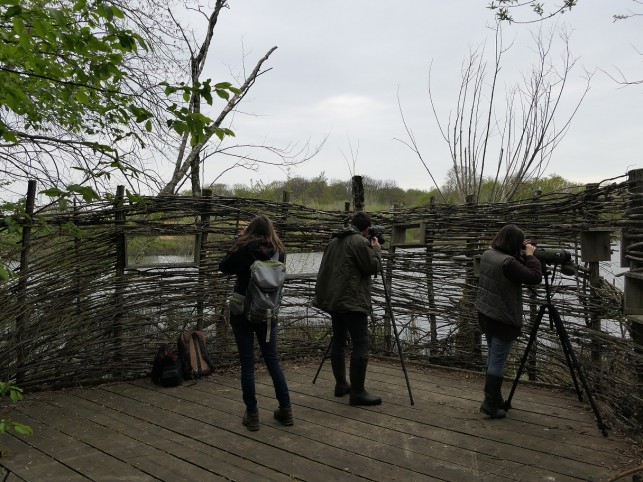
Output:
top-left (475, 223), bottom-right (542, 419)
top-left (218, 214), bottom-right (292, 431)
top-left (313, 211), bottom-right (383, 406)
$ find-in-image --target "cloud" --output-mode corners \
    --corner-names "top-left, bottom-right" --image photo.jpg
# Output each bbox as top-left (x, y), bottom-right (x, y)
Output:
top-left (311, 94), bottom-right (385, 121)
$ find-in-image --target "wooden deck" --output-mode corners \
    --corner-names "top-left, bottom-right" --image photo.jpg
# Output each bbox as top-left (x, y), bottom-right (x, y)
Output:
top-left (1, 360), bottom-right (640, 482)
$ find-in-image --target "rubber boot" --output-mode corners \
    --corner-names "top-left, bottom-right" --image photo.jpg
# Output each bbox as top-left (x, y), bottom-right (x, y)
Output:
top-left (480, 374), bottom-right (506, 419)
top-left (349, 357), bottom-right (382, 406)
top-left (331, 353), bottom-right (351, 397)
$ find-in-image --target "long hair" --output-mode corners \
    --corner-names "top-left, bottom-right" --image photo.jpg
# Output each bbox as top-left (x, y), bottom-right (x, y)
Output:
top-left (491, 223), bottom-right (525, 256)
top-left (230, 214), bottom-right (285, 253)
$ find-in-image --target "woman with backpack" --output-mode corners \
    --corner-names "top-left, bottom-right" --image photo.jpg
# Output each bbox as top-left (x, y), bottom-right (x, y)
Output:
top-left (218, 214), bottom-right (293, 431)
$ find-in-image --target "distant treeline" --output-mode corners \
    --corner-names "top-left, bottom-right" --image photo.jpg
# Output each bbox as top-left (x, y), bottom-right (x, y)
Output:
top-left (202, 173), bottom-right (579, 210)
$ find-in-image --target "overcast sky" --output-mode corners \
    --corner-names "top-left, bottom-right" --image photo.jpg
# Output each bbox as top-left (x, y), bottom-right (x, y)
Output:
top-left (198, 0), bottom-right (642, 191)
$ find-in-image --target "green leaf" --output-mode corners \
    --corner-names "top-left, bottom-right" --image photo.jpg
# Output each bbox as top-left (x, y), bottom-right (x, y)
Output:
top-left (73, 0), bottom-right (87, 11)
top-left (9, 385), bottom-right (23, 403)
top-left (145, 120), bottom-right (152, 132)
top-left (216, 89), bottom-right (230, 100)
top-left (12, 422), bottom-right (33, 436)
top-left (76, 90), bottom-right (90, 104)
top-left (40, 187), bottom-right (65, 198)
top-left (5, 5), bottom-right (23, 17)
top-left (67, 184), bottom-right (99, 202)
top-left (0, 265), bottom-right (14, 282)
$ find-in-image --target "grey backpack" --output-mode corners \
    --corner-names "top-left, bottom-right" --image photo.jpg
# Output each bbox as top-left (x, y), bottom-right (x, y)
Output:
top-left (244, 252), bottom-right (286, 327)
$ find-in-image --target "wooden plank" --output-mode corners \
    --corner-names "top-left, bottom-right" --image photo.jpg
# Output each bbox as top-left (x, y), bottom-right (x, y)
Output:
top-left (81, 384), bottom-right (376, 481)
top-left (212, 370), bottom-right (598, 481)
top-left (8, 410), bottom-right (159, 482)
top-left (312, 363), bottom-right (619, 446)
top-left (20, 399), bottom-right (230, 482)
top-left (102, 381), bottom-right (440, 481)
top-left (53, 392), bottom-right (294, 482)
top-left (0, 415), bottom-right (105, 482)
top-left (0, 361), bottom-right (635, 482)
top-left (4, 471), bottom-right (27, 482)
top-left (278, 363), bottom-right (629, 479)
top-left (180, 379), bottom-right (536, 481)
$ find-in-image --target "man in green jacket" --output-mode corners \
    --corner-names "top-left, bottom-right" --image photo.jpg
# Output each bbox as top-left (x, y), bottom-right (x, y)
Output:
top-left (313, 211), bottom-right (383, 406)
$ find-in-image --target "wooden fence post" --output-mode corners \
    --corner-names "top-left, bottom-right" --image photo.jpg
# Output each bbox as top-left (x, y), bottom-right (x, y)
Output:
top-left (623, 169), bottom-right (643, 380)
top-left (114, 186), bottom-right (126, 366)
top-left (280, 190), bottom-right (291, 242)
top-left (196, 188), bottom-right (212, 330)
top-left (351, 176), bottom-right (364, 212)
top-left (15, 179), bottom-right (37, 385)
top-left (584, 183), bottom-right (603, 367)
top-left (425, 197), bottom-right (438, 351)
top-left (459, 194), bottom-right (481, 366)
top-left (527, 189), bottom-right (541, 381)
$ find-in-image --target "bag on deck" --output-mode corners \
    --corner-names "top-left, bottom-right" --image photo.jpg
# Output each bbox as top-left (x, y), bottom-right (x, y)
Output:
top-left (151, 344), bottom-right (182, 387)
top-left (177, 329), bottom-right (215, 380)
top-left (244, 252), bottom-right (286, 326)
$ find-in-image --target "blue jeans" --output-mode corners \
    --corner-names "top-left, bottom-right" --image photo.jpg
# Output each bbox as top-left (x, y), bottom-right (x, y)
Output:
top-left (330, 311), bottom-right (369, 361)
top-left (485, 335), bottom-right (514, 378)
top-left (231, 315), bottom-right (290, 413)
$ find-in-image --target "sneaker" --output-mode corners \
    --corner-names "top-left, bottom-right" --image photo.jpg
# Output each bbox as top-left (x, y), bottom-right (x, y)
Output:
top-left (242, 410), bottom-right (260, 431)
top-left (273, 406), bottom-right (294, 426)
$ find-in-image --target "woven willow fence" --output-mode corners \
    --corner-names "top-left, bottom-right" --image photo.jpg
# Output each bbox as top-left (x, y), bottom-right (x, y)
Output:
top-left (1, 172), bottom-right (642, 435)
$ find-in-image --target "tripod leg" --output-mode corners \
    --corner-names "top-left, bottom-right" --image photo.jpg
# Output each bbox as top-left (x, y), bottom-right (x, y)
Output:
top-left (548, 305), bottom-right (583, 400)
top-left (312, 331), bottom-right (333, 384)
top-left (505, 304), bottom-right (546, 410)
top-left (380, 268), bottom-right (414, 405)
top-left (549, 306), bottom-right (609, 437)
top-left (389, 303), bottom-right (415, 406)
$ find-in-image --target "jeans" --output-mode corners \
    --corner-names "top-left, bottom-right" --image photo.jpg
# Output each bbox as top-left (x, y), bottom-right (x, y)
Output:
top-left (485, 334), bottom-right (514, 378)
top-left (231, 314), bottom-right (290, 413)
top-left (330, 311), bottom-right (369, 361)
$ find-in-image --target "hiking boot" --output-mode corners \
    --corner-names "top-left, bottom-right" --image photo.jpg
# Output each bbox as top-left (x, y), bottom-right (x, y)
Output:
top-left (273, 406), bottom-right (294, 426)
top-left (242, 410), bottom-right (260, 431)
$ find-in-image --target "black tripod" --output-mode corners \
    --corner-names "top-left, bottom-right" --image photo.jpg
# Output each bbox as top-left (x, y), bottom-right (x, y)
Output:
top-left (504, 266), bottom-right (608, 436)
top-left (312, 265), bottom-right (415, 405)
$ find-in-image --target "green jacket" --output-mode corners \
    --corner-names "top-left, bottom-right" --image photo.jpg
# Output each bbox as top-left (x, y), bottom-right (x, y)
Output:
top-left (313, 225), bottom-right (381, 314)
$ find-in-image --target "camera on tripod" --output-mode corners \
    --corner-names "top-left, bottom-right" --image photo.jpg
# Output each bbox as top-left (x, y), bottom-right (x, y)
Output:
top-left (532, 246), bottom-right (577, 276)
top-left (368, 225), bottom-right (386, 245)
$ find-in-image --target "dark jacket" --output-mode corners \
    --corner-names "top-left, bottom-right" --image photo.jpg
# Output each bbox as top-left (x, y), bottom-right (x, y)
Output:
top-left (475, 248), bottom-right (542, 331)
top-left (313, 225), bottom-right (381, 314)
top-left (218, 239), bottom-right (285, 296)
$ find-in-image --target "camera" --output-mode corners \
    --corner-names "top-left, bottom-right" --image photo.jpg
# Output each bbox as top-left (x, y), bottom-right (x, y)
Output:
top-left (533, 247), bottom-right (577, 276)
top-left (368, 225), bottom-right (386, 245)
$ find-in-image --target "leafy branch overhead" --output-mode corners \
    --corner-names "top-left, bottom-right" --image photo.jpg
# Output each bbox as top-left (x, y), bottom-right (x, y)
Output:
top-left (488, 0), bottom-right (579, 23)
top-left (0, 0), bottom-right (242, 202)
